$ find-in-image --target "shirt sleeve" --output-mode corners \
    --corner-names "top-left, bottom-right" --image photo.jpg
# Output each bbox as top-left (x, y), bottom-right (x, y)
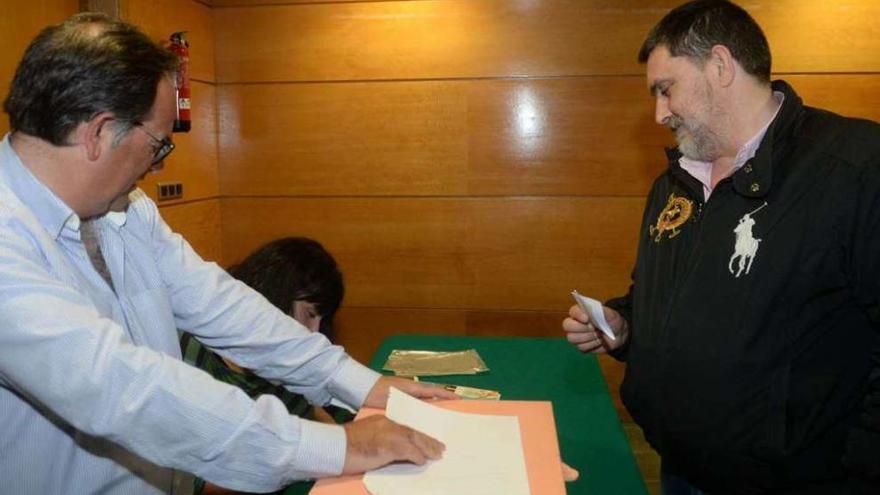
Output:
top-left (130, 196), bottom-right (379, 410)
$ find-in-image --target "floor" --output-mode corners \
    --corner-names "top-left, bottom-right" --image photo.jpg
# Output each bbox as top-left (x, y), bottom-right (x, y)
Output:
top-left (622, 422), bottom-right (661, 495)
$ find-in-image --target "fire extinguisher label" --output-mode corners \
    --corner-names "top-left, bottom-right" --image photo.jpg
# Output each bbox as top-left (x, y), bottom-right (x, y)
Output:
top-left (178, 98), bottom-right (191, 110)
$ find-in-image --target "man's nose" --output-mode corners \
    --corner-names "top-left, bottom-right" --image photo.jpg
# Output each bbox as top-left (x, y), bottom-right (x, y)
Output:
top-left (655, 98), bottom-right (671, 126)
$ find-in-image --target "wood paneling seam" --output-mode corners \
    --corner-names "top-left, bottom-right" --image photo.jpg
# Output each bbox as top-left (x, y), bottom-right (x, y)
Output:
top-left (218, 194), bottom-right (652, 200)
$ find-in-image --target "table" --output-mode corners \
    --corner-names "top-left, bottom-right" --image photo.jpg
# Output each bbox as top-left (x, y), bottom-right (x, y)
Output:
top-left (285, 335), bottom-right (647, 495)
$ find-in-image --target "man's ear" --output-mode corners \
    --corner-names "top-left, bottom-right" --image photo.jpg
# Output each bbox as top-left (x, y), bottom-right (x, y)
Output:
top-left (79, 112), bottom-right (117, 162)
top-left (708, 44), bottom-right (736, 88)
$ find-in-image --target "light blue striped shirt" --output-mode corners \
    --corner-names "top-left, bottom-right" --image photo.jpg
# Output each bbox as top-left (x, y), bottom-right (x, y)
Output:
top-left (0, 134), bottom-right (379, 494)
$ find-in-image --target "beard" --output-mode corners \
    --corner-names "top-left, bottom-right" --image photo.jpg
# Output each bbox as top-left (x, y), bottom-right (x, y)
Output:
top-left (668, 77), bottom-right (726, 162)
top-left (668, 114), bottom-right (724, 162)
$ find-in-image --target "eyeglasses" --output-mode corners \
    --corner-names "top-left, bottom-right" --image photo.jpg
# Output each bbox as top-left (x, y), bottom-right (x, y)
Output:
top-left (133, 122), bottom-right (175, 165)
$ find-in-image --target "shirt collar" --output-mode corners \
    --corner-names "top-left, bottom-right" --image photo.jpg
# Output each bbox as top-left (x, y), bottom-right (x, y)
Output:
top-left (105, 210), bottom-right (127, 228)
top-left (678, 91), bottom-right (784, 200)
top-left (0, 133), bottom-right (128, 239)
top-left (0, 133), bottom-right (78, 239)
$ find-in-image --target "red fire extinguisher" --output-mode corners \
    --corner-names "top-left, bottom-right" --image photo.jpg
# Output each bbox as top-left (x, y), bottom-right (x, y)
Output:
top-left (168, 31), bottom-right (191, 133)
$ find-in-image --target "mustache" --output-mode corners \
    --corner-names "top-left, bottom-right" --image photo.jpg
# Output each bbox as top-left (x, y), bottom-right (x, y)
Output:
top-left (667, 115), bottom-right (684, 132)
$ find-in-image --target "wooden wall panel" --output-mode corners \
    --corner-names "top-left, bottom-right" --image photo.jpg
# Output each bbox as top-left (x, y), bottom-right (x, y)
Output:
top-left (214, 0), bottom-right (880, 83)
top-left (218, 77), bottom-right (667, 197)
top-left (122, 0), bottom-right (215, 82)
top-left (213, 0), bottom-right (667, 82)
top-left (212, 0), bottom-right (382, 6)
top-left (786, 74), bottom-right (880, 123)
top-left (219, 74), bottom-right (880, 199)
top-left (757, 1), bottom-right (880, 74)
top-left (334, 307), bottom-right (469, 363)
top-left (221, 196), bottom-right (643, 310)
top-left (139, 81), bottom-right (219, 203)
top-left (121, 0), bottom-right (221, 261)
top-left (218, 80), bottom-right (470, 196)
top-left (334, 308), bottom-right (564, 362)
top-left (160, 199), bottom-right (223, 261)
top-left (0, 0), bottom-right (80, 136)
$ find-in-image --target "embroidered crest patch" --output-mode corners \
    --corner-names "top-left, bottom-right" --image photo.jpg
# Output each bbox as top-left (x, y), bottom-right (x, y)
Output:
top-left (728, 202), bottom-right (767, 277)
top-left (649, 193), bottom-right (693, 242)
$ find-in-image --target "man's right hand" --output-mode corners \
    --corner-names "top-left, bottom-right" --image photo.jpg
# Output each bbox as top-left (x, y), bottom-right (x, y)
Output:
top-left (562, 303), bottom-right (629, 353)
top-left (342, 415), bottom-right (445, 474)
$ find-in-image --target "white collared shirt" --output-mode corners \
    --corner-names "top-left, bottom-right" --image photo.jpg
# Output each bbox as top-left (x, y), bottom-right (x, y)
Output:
top-left (0, 134), bottom-right (378, 493)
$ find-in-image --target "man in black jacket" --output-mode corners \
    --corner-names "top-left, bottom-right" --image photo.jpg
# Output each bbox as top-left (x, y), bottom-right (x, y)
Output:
top-left (562, 1), bottom-right (880, 493)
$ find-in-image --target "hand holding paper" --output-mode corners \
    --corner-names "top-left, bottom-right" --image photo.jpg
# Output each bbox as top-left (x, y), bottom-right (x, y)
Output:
top-left (570, 290), bottom-right (616, 341)
top-left (564, 291), bottom-right (630, 354)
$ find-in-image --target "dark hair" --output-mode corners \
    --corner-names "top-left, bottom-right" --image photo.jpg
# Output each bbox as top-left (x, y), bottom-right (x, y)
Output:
top-left (3, 12), bottom-right (179, 145)
top-left (637, 0), bottom-right (771, 83)
top-left (229, 237), bottom-right (345, 340)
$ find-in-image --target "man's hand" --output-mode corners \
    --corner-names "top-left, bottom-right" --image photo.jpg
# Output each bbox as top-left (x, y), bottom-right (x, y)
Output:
top-left (363, 375), bottom-right (458, 409)
top-left (342, 415), bottom-right (445, 474)
top-left (562, 304), bottom-right (629, 353)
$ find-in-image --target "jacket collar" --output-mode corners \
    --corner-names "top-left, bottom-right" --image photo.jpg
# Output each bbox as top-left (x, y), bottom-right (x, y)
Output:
top-left (667, 79), bottom-right (803, 200)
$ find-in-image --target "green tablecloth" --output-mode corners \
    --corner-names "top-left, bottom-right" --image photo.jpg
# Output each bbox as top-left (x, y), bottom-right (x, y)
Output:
top-left (286, 335), bottom-right (647, 495)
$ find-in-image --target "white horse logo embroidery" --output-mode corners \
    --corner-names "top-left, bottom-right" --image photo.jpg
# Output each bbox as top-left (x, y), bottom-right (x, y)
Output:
top-left (728, 202), bottom-right (767, 278)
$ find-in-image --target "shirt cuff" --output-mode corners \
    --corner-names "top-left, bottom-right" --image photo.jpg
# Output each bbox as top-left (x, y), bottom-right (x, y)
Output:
top-left (293, 420), bottom-right (347, 478)
top-left (327, 357), bottom-right (380, 410)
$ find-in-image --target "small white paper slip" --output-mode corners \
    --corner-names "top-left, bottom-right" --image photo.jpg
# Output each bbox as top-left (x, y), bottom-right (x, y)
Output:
top-left (571, 290), bottom-right (616, 341)
top-left (363, 388), bottom-right (530, 495)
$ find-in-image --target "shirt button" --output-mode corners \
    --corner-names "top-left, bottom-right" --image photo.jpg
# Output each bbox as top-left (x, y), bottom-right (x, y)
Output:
top-left (750, 183), bottom-right (760, 193)
top-left (743, 163), bottom-right (753, 173)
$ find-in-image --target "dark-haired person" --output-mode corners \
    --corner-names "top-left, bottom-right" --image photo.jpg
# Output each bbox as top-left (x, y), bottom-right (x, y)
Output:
top-left (0, 13), bottom-right (454, 495)
top-left (562, 1), bottom-right (879, 493)
top-left (229, 237), bottom-right (344, 341)
top-left (180, 236), bottom-right (352, 425)
top-left (181, 237), bottom-right (352, 494)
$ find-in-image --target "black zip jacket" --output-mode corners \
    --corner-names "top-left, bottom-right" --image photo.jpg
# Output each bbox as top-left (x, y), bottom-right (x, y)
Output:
top-left (607, 80), bottom-right (880, 494)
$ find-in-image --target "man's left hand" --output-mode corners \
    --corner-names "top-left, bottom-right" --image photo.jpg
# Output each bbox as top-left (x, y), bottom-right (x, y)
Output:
top-left (363, 376), bottom-right (458, 408)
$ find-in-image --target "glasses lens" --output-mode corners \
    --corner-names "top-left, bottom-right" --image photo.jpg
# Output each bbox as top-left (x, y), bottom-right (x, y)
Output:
top-left (151, 139), bottom-right (175, 165)
top-left (135, 123), bottom-right (175, 165)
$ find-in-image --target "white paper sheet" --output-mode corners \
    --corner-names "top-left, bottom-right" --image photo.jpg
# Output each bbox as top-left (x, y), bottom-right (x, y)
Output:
top-left (571, 290), bottom-right (616, 340)
top-left (363, 388), bottom-right (531, 495)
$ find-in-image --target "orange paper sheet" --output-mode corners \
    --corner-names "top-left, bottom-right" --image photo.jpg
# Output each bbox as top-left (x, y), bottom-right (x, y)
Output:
top-left (310, 400), bottom-right (565, 495)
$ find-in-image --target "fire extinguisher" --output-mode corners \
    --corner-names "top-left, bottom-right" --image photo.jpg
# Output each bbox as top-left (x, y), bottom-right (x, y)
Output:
top-left (168, 31), bottom-right (191, 133)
